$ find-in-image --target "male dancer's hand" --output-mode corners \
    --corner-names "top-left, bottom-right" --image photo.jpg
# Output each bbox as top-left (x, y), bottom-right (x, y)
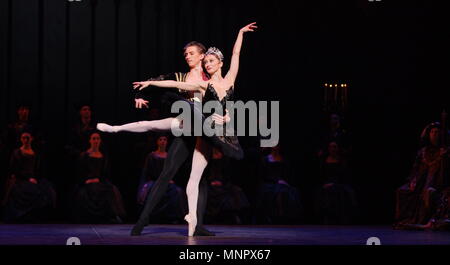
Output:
top-left (133, 81), bottom-right (151, 108)
top-left (133, 81), bottom-right (152, 90)
top-left (135, 98), bottom-right (149, 109)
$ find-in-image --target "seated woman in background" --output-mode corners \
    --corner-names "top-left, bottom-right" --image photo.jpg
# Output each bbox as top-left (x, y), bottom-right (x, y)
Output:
top-left (205, 148), bottom-right (250, 225)
top-left (2, 131), bottom-right (56, 223)
top-left (255, 144), bottom-right (302, 224)
top-left (395, 122), bottom-right (448, 229)
top-left (70, 131), bottom-right (126, 223)
top-left (315, 141), bottom-right (357, 225)
top-left (137, 134), bottom-right (187, 224)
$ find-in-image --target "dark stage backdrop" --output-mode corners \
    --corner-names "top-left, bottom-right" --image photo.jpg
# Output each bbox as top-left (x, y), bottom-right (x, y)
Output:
top-left (0, 0), bottom-right (449, 223)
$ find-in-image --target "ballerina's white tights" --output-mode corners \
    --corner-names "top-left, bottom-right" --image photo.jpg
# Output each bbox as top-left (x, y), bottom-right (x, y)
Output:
top-left (185, 137), bottom-right (211, 236)
top-left (97, 118), bottom-right (181, 133)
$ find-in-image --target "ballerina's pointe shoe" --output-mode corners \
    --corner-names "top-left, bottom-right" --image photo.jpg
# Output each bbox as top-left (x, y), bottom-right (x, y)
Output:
top-left (96, 123), bottom-right (117, 133)
top-left (184, 214), bottom-right (197, 237)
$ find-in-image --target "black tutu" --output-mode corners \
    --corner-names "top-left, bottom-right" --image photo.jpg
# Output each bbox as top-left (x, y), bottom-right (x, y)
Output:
top-left (198, 84), bottom-right (244, 160)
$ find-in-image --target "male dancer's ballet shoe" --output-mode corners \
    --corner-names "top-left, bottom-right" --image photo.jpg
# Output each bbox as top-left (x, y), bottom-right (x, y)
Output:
top-left (184, 214), bottom-right (197, 237)
top-left (96, 123), bottom-right (118, 133)
top-left (194, 226), bottom-right (216, 236)
top-left (130, 222), bottom-right (145, 236)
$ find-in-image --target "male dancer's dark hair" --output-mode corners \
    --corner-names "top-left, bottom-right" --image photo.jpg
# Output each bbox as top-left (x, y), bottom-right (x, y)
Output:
top-left (183, 41), bottom-right (206, 54)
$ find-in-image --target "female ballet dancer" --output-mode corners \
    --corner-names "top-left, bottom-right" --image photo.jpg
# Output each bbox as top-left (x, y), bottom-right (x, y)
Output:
top-left (133, 22), bottom-right (257, 236)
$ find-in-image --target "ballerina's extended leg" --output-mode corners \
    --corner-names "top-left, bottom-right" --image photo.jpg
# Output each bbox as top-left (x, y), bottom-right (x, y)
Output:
top-left (97, 118), bottom-right (180, 133)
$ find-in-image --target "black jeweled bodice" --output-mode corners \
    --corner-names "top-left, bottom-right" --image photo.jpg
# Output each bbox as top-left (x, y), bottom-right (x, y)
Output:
top-left (201, 83), bottom-right (243, 160)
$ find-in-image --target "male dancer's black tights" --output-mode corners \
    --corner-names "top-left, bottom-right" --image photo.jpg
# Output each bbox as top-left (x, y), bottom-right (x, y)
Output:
top-left (131, 136), bottom-right (208, 234)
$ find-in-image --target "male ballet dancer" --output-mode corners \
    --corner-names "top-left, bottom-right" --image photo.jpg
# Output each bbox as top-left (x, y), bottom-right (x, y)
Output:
top-left (130, 41), bottom-right (228, 236)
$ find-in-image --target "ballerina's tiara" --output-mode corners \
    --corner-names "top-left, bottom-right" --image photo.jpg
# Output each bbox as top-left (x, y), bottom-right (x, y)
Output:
top-left (205, 47), bottom-right (224, 62)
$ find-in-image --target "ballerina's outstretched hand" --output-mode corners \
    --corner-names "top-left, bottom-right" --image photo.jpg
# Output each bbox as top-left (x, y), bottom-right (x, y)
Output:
top-left (240, 22), bottom-right (257, 33)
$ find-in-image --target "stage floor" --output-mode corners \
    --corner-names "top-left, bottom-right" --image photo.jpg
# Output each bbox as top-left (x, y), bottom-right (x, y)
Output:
top-left (0, 224), bottom-right (449, 245)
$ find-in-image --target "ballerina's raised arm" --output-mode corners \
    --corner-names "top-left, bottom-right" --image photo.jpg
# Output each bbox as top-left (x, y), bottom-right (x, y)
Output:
top-left (224, 22), bottom-right (257, 87)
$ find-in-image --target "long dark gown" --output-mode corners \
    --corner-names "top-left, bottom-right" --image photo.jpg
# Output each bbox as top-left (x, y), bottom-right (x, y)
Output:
top-left (71, 152), bottom-right (126, 223)
top-left (255, 155), bottom-right (302, 224)
top-left (137, 152), bottom-right (187, 224)
top-left (315, 157), bottom-right (357, 225)
top-left (430, 187), bottom-right (450, 230)
top-left (395, 146), bottom-right (447, 228)
top-left (204, 157), bottom-right (250, 224)
top-left (2, 149), bottom-right (56, 223)
top-left (1, 121), bottom-right (41, 196)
